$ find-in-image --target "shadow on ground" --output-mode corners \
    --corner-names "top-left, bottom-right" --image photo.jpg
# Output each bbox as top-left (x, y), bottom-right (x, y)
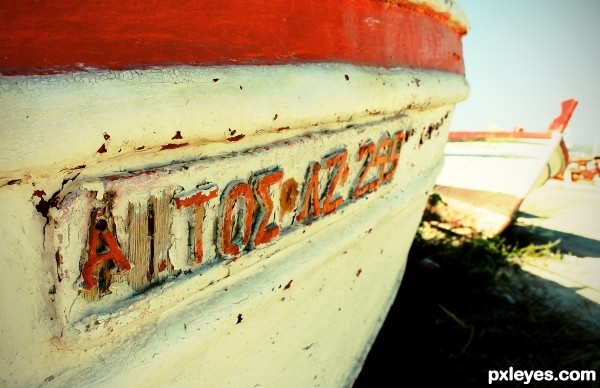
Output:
top-left (353, 222), bottom-right (600, 388)
top-left (513, 211), bottom-right (600, 258)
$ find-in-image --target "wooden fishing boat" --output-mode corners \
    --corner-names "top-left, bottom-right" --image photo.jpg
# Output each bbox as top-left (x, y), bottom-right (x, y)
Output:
top-left (432, 99), bottom-right (578, 237)
top-left (0, 1), bottom-right (469, 386)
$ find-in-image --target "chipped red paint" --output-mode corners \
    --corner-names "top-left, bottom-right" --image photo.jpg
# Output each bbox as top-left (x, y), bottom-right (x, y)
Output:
top-left (158, 260), bottom-right (168, 272)
top-left (353, 141), bottom-right (376, 199)
top-left (322, 150), bottom-right (349, 215)
top-left (0, 0), bottom-right (465, 76)
top-left (55, 251), bottom-right (64, 282)
top-left (283, 280), bottom-right (293, 290)
top-left (227, 134), bottom-right (246, 142)
top-left (32, 190), bottom-right (46, 198)
top-left (374, 137), bottom-right (392, 186)
top-left (174, 185), bottom-right (219, 210)
top-left (383, 131), bottom-right (406, 181)
top-left (174, 185), bottom-right (219, 264)
top-left (160, 143), bottom-right (189, 151)
top-left (172, 131), bottom-right (183, 140)
top-left (218, 181), bottom-right (255, 258)
top-left (252, 169), bottom-right (284, 247)
top-left (83, 219), bottom-right (131, 290)
top-left (296, 162), bottom-right (322, 223)
top-left (97, 144), bottom-right (108, 154)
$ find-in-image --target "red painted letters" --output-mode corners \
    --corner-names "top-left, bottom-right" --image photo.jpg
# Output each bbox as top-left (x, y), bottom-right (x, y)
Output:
top-left (79, 129), bottom-right (407, 293)
top-left (218, 181), bottom-right (255, 258)
top-left (295, 162), bottom-right (322, 223)
top-left (174, 184), bottom-right (219, 264)
top-left (352, 141), bottom-right (376, 199)
top-left (322, 150), bottom-right (348, 215)
top-left (251, 169), bottom-right (284, 247)
top-left (83, 217), bottom-right (131, 290)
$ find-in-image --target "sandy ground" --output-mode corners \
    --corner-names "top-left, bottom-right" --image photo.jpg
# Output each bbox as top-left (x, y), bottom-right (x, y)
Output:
top-left (511, 179), bottom-right (600, 330)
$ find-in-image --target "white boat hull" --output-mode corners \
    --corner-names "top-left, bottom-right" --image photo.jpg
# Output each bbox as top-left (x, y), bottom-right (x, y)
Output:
top-left (0, 65), bottom-right (467, 387)
top-left (0, 1), bottom-right (469, 385)
top-left (433, 99), bottom-right (577, 236)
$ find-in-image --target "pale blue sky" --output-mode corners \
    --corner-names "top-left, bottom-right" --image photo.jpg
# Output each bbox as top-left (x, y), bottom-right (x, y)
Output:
top-left (450, 0), bottom-right (600, 148)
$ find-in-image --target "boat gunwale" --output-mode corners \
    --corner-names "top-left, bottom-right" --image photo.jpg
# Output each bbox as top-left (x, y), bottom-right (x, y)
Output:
top-left (0, 0), bottom-right (468, 77)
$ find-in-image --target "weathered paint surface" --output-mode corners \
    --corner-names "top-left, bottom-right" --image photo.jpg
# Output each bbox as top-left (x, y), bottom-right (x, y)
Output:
top-left (0, 0), bottom-right (469, 386)
top-left (48, 113), bottom-right (454, 344)
top-left (0, 74), bottom-right (467, 386)
top-left (0, 66), bottom-right (468, 188)
top-left (0, 0), bottom-right (466, 76)
top-left (0, 101), bottom-right (463, 386)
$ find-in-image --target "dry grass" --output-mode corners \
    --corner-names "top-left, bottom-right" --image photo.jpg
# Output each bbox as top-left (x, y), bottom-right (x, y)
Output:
top-left (354, 210), bottom-right (599, 387)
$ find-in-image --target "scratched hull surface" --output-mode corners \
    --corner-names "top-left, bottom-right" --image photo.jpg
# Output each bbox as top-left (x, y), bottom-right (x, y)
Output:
top-left (0, 1), bottom-right (469, 386)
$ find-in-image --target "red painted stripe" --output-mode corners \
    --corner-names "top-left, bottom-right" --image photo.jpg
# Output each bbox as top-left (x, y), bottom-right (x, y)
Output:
top-left (0, 0), bottom-right (465, 76)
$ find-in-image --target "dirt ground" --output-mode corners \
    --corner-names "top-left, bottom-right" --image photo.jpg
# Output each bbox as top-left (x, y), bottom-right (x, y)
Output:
top-left (353, 179), bottom-right (600, 387)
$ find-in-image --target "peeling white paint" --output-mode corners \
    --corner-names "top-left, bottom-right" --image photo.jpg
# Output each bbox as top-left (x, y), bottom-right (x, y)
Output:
top-left (0, 60), bottom-right (468, 386)
top-left (0, 65), bottom-right (468, 187)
